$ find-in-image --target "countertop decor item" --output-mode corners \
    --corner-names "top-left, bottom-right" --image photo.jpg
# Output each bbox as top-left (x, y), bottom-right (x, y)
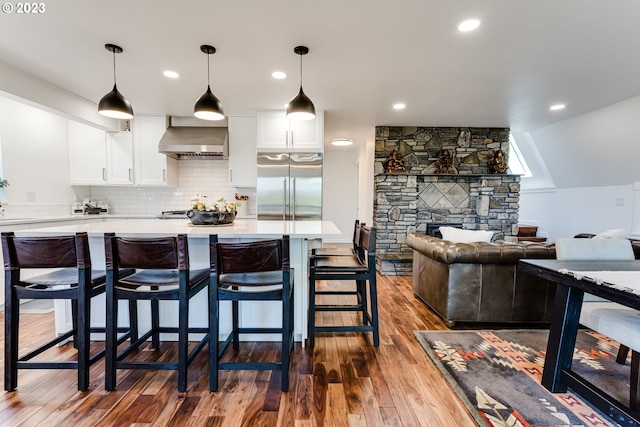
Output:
top-left (0, 178), bottom-right (9, 188)
top-left (187, 209), bottom-right (236, 226)
top-left (187, 194), bottom-right (238, 225)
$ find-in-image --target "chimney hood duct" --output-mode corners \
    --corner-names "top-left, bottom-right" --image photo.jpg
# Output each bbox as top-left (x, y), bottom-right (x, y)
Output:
top-left (158, 125), bottom-right (228, 159)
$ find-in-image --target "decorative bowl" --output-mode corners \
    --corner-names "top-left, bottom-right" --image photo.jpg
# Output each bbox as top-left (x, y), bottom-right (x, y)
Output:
top-left (186, 209), bottom-right (236, 226)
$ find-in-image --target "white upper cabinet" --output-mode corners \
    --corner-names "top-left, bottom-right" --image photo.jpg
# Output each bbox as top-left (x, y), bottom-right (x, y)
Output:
top-left (132, 115), bottom-right (177, 187)
top-left (68, 121), bottom-right (108, 185)
top-left (106, 132), bottom-right (134, 185)
top-left (68, 121), bottom-right (134, 186)
top-left (228, 116), bottom-right (257, 187)
top-left (256, 110), bottom-right (324, 151)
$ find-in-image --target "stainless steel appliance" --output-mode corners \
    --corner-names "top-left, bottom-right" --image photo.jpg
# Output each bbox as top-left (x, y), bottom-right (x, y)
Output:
top-left (257, 152), bottom-right (322, 220)
top-left (156, 210), bottom-right (188, 219)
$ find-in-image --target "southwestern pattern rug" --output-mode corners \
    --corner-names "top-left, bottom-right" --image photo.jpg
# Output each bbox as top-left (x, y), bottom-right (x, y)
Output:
top-left (415, 329), bottom-right (632, 427)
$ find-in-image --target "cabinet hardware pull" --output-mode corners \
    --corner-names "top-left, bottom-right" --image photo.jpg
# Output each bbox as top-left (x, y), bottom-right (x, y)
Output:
top-left (162, 169), bottom-right (166, 182)
top-left (129, 168), bottom-right (132, 181)
top-left (102, 168), bottom-right (107, 181)
top-left (229, 169), bottom-right (233, 183)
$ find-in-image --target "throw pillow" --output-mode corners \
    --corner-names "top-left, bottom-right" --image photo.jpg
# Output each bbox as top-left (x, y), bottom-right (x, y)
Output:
top-left (593, 228), bottom-right (628, 239)
top-left (439, 226), bottom-right (494, 243)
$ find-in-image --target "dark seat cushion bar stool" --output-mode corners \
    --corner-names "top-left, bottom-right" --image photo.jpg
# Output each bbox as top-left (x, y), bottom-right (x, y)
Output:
top-left (209, 235), bottom-right (294, 392)
top-left (313, 219), bottom-right (363, 257)
top-left (104, 233), bottom-right (209, 392)
top-left (308, 225), bottom-right (379, 348)
top-left (1, 231), bottom-right (134, 391)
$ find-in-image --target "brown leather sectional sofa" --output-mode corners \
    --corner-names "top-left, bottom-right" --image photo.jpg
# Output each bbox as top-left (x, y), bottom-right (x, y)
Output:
top-left (406, 232), bottom-right (557, 327)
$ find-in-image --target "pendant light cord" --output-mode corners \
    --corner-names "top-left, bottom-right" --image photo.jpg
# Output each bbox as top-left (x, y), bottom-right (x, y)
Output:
top-left (299, 52), bottom-right (303, 89)
top-left (112, 50), bottom-right (117, 86)
top-left (207, 53), bottom-right (211, 88)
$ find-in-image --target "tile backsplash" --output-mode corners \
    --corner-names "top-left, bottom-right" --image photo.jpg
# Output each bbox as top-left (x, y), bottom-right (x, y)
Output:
top-left (3, 160), bottom-right (255, 217)
top-left (91, 159), bottom-right (256, 215)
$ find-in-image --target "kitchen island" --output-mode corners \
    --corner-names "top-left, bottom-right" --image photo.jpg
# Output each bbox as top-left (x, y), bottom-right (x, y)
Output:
top-left (17, 218), bottom-right (342, 343)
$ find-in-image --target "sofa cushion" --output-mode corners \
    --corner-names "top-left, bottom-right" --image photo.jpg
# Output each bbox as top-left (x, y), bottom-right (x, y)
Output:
top-left (593, 228), bottom-right (628, 239)
top-left (439, 226), bottom-right (493, 243)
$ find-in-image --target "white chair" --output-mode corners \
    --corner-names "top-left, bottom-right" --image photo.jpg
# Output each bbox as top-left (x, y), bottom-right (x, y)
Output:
top-left (555, 238), bottom-right (640, 410)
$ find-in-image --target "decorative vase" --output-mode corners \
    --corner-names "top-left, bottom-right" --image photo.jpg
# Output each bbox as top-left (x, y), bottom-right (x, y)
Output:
top-left (186, 209), bottom-right (236, 226)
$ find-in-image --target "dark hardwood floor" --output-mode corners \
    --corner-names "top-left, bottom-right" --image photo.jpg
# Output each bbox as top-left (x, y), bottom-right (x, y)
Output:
top-left (0, 275), bottom-right (478, 426)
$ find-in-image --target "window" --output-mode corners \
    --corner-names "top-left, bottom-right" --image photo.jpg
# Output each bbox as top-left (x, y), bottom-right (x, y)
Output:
top-left (508, 134), bottom-right (532, 177)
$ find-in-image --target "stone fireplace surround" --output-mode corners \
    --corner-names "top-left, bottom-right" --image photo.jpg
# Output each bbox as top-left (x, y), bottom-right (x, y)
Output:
top-left (374, 126), bottom-right (520, 275)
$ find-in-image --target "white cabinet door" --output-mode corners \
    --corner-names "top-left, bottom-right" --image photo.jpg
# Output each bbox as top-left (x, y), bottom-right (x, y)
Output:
top-left (290, 110), bottom-right (324, 151)
top-left (256, 110), bottom-right (324, 151)
top-left (228, 116), bottom-right (257, 187)
top-left (133, 116), bottom-right (177, 186)
top-left (106, 132), bottom-right (134, 185)
top-left (256, 111), bottom-right (288, 149)
top-left (68, 121), bottom-right (108, 185)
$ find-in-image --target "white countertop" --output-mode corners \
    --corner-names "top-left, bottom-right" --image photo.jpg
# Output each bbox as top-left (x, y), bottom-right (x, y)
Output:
top-left (0, 213), bottom-right (153, 226)
top-left (0, 213), bottom-right (256, 226)
top-left (19, 218), bottom-right (342, 239)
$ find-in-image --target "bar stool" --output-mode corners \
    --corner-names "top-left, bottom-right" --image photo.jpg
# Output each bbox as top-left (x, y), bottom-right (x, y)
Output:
top-left (1, 231), bottom-right (134, 391)
top-left (209, 235), bottom-right (294, 392)
top-left (104, 233), bottom-right (209, 392)
top-left (308, 225), bottom-right (379, 347)
top-left (313, 219), bottom-right (363, 257)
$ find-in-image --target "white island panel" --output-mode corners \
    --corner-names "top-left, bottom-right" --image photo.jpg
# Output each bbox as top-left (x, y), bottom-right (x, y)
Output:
top-left (17, 219), bottom-right (342, 343)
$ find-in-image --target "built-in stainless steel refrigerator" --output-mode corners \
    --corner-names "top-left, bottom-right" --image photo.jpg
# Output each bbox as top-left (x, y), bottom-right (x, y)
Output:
top-left (257, 152), bottom-right (322, 220)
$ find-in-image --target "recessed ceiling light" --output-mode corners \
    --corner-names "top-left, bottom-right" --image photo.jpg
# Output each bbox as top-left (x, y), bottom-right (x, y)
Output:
top-left (272, 71), bottom-right (287, 79)
top-left (331, 138), bottom-right (353, 146)
top-left (163, 70), bottom-right (180, 79)
top-left (458, 19), bottom-right (480, 32)
top-left (550, 104), bottom-right (566, 111)
top-left (393, 103), bottom-right (406, 110)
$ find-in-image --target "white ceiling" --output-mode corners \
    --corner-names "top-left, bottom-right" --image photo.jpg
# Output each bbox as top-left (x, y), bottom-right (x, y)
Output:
top-left (1, 0), bottom-right (640, 150)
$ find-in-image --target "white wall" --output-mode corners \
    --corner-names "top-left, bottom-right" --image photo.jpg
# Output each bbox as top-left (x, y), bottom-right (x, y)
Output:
top-left (358, 131), bottom-right (376, 226)
top-left (519, 184), bottom-right (635, 241)
top-left (529, 93), bottom-right (640, 189)
top-left (321, 148), bottom-right (359, 242)
top-left (0, 60), bottom-right (117, 130)
top-left (0, 97), bottom-right (87, 214)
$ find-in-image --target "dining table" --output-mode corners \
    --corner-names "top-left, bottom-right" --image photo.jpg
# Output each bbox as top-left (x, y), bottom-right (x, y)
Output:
top-left (519, 258), bottom-right (640, 426)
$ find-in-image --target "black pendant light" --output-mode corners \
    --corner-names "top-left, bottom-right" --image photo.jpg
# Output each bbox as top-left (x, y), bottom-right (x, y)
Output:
top-left (98, 44), bottom-right (134, 119)
top-left (286, 45), bottom-right (316, 120)
top-left (194, 44), bottom-right (225, 121)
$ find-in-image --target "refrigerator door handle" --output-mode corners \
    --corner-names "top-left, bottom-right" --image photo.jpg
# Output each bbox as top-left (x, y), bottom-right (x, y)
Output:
top-left (292, 177), bottom-right (296, 221)
top-left (282, 178), bottom-right (287, 221)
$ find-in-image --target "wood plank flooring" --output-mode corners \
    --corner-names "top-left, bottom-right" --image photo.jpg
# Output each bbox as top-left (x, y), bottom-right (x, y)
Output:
top-left (0, 275), bottom-right (478, 426)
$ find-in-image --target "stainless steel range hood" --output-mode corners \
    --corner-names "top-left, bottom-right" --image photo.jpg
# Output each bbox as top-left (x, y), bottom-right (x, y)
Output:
top-left (158, 124), bottom-right (228, 159)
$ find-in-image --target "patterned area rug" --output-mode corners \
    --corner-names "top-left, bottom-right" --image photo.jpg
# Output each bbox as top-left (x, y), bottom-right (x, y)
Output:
top-left (415, 329), bottom-right (631, 427)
